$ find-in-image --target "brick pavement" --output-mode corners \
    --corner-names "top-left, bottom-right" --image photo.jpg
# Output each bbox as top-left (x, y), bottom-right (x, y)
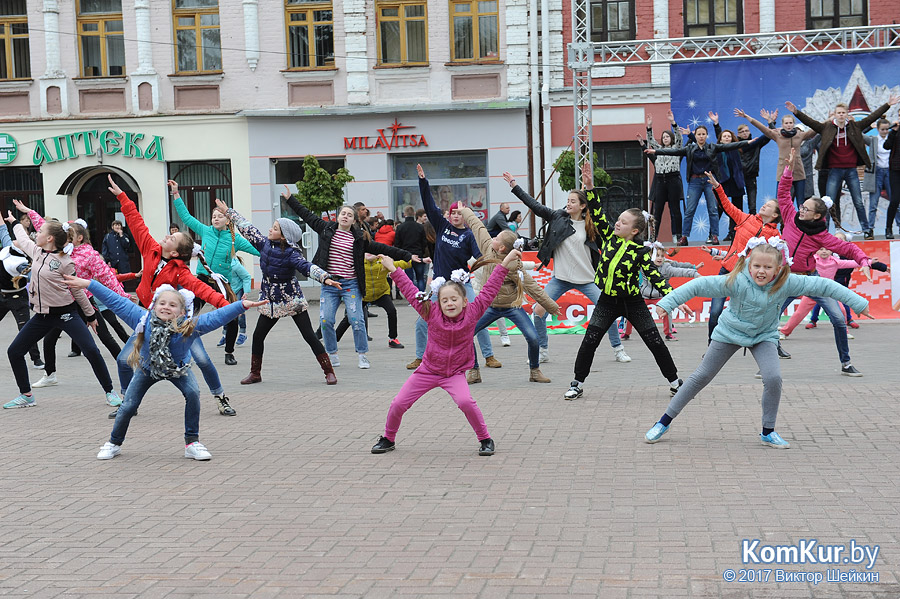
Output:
top-left (0, 301), bottom-right (898, 598)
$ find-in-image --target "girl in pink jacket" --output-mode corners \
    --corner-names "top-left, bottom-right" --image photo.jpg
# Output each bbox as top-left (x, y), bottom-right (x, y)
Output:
top-left (371, 250), bottom-right (521, 457)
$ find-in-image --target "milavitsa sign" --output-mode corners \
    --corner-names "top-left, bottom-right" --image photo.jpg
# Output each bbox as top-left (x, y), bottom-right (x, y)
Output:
top-left (32, 130), bottom-right (164, 165)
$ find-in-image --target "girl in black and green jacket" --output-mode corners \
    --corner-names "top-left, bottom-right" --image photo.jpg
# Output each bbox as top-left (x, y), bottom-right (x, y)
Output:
top-left (564, 165), bottom-right (682, 401)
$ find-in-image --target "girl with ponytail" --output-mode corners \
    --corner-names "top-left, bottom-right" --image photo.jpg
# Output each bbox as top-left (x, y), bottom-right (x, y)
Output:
top-left (170, 180), bottom-right (259, 367)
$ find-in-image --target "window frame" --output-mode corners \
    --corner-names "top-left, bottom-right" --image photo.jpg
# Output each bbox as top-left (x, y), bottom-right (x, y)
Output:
top-left (171, 0), bottom-right (222, 75)
top-left (284, 0), bottom-right (335, 70)
top-left (589, 0), bottom-right (635, 43)
top-left (375, 0), bottom-right (429, 67)
top-left (0, 5), bottom-right (30, 81)
top-left (449, 0), bottom-right (500, 63)
top-left (682, 0), bottom-right (743, 38)
top-left (76, 0), bottom-right (125, 78)
top-left (806, 0), bottom-right (867, 29)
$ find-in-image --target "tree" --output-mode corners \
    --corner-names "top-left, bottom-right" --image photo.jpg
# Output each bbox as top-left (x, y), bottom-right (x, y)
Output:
top-left (552, 151), bottom-right (611, 194)
top-left (294, 155), bottom-right (355, 214)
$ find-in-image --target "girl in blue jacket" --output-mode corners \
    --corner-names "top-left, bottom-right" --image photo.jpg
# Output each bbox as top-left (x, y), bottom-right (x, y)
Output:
top-left (63, 276), bottom-right (266, 461)
top-left (644, 237), bottom-right (870, 449)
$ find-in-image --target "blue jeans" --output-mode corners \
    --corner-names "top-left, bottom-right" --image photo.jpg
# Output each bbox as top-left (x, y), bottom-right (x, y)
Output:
top-left (826, 167), bottom-right (868, 231)
top-left (117, 335), bottom-right (223, 396)
top-left (404, 262), bottom-right (429, 292)
top-left (415, 280), bottom-right (493, 360)
top-left (533, 277), bottom-right (621, 350)
top-left (810, 302), bottom-right (852, 324)
top-left (791, 179), bottom-right (806, 208)
top-left (683, 177), bottom-right (719, 239)
top-left (473, 307), bottom-right (540, 369)
top-left (110, 368), bottom-right (201, 446)
top-left (320, 278), bottom-right (368, 354)
top-left (780, 287), bottom-right (851, 364)
top-left (867, 167), bottom-right (892, 230)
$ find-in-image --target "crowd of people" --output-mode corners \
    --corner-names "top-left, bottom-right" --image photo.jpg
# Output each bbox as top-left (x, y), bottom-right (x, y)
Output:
top-left (2, 98), bottom-right (896, 461)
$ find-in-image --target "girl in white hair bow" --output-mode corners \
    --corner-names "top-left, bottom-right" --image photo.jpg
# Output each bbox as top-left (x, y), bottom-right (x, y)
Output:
top-left (645, 236), bottom-right (870, 449)
top-left (64, 275), bottom-right (266, 462)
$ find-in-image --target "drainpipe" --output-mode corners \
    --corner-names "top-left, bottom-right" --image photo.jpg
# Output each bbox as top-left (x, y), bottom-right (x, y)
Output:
top-left (530, 0), bottom-right (541, 199)
top-left (540, 0), bottom-right (553, 207)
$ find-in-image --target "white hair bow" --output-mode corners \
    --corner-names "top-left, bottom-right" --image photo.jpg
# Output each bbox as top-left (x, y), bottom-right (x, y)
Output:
top-left (513, 238), bottom-right (525, 251)
top-left (450, 269), bottom-right (470, 285)
top-left (738, 236), bottom-right (793, 266)
top-left (644, 240), bottom-right (665, 262)
top-left (134, 284), bottom-right (195, 334)
top-left (61, 222), bottom-right (71, 232)
top-left (642, 210), bottom-right (651, 223)
top-left (821, 196), bottom-right (834, 210)
top-left (62, 242), bottom-right (74, 255)
top-left (192, 243), bottom-right (203, 257)
top-left (73, 219), bottom-right (88, 229)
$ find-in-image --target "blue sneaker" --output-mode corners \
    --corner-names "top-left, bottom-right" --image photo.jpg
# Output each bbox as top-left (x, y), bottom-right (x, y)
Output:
top-left (236, 333), bottom-right (247, 346)
top-left (760, 431), bottom-right (790, 449)
top-left (644, 422), bottom-right (669, 443)
top-left (4, 394), bottom-right (35, 409)
top-left (105, 391), bottom-right (123, 407)
top-left (216, 334), bottom-right (226, 347)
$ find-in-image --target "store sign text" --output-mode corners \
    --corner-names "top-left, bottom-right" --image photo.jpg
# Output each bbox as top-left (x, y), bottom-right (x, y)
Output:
top-left (343, 119), bottom-right (428, 151)
top-left (32, 130), bottom-right (165, 165)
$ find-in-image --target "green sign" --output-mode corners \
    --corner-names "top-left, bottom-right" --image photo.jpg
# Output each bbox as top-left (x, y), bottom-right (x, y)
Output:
top-left (0, 133), bottom-right (18, 165)
top-left (32, 130), bottom-right (164, 165)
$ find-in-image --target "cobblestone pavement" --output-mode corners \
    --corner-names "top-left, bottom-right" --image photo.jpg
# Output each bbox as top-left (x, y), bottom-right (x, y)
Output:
top-left (1, 300), bottom-right (898, 598)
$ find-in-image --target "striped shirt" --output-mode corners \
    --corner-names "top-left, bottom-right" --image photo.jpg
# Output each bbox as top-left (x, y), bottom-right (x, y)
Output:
top-left (328, 229), bottom-right (356, 278)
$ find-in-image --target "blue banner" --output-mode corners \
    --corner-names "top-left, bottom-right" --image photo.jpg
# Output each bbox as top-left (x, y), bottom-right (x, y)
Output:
top-left (670, 50), bottom-right (900, 239)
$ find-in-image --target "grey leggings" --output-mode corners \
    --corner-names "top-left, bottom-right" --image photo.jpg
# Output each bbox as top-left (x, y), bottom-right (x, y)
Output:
top-left (665, 340), bottom-right (782, 429)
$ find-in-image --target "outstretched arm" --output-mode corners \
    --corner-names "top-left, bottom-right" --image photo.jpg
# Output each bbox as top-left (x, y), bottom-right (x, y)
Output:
top-left (109, 175), bottom-right (159, 257)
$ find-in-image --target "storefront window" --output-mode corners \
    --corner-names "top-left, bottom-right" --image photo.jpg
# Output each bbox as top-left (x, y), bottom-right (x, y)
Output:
top-left (0, 167), bottom-right (43, 220)
top-left (167, 160), bottom-right (232, 231)
top-left (391, 152), bottom-right (488, 221)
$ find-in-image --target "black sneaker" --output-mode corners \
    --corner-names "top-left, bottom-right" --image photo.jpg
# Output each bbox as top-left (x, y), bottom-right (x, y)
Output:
top-left (371, 436), bottom-right (395, 453)
top-left (841, 364), bottom-right (863, 377)
top-left (478, 438), bottom-right (495, 456)
top-left (68, 351), bottom-right (81, 358)
top-left (216, 394), bottom-right (236, 416)
top-left (669, 378), bottom-right (683, 396)
top-left (777, 343), bottom-right (791, 359)
top-left (108, 407), bottom-right (137, 419)
top-left (563, 381), bottom-right (583, 400)
top-left (864, 230), bottom-right (874, 241)
top-left (224, 353), bottom-right (237, 366)
top-left (32, 358), bottom-right (45, 369)
top-left (388, 339), bottom-right (405, 349)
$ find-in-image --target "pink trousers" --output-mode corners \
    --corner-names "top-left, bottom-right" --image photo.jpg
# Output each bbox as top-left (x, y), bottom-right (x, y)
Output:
top-left (780, 296), bottom-right (817, 336)
top-left (384, 370), bottom-right (490, 442)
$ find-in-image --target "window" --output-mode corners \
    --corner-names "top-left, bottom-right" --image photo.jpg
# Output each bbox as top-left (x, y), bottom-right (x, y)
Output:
top-left (591, 141), bottom-right (646, 211)
top-left (285, 0), bottom-right (334, 69)
top-left (377, 1), bottom-right (428, 65)
top-left (172, 0), bottom-right (221, 73)
top-left (0, 0), bottom-right (30, 80)
top-left (77, 0), bottom-right (125, 77)
top-left (450, 1), bottom-right (499, 62)
top-left (683, 0), bottom-right (742, 37)
top-left (807, 0), bottom-right (866, 29)
top-left (0, 167), bottom-right (44, 220)
top-left (167, 161), bottom-right (232, 229)
top-left (391, 152), bottom-right (488, 221)
top-left (590, 0), bottom-right (635, 42)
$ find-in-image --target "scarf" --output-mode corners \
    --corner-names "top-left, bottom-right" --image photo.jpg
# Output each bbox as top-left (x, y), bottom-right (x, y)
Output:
top-left (780, 128), bottom-right (797, 138)
top-left (147, 314), bottom-right (191, 380)
top-left (793, 214), bottom-right (828, 236)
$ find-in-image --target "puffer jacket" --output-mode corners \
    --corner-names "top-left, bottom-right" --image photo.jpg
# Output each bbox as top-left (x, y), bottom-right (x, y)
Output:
top-left (713, 184), bottom-right (781, 272)
top-left (362, 256), bottom-right (411, 302)
top-left (174, 197), bottom-right (259, 277)
top-left (509, 185), bottom-right (600, 271)
top-left (285, 197), bottom-right (411, 291)
top-left (657, 263), bottom-right (868, 347)
top-left (391, 264), bottom-right (508, 377)
top-left (777, 166), bottom-right (871, 273)
top-left (461, 207), bottom-right (559, 312)
top-left (89, 281), bottom-right (245, 374)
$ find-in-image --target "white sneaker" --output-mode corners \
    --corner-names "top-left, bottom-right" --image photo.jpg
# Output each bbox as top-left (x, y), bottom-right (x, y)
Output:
top-left (33, 373), bottom-right (58, 388)
top-left (539, 347), bottom-right (549, 363)
top-left (184, 441), bottom-right (212, 460)
top-left (358, 354), bottom-right (371, 369)
top-left (778, 332), bottom-right (786, 340)
top-left (500, 335), bottom-right (511, 347)
top-left (846, 332), bottom-right (855, 339)
top-left (614, 346), bottom-right (632, 363)
top-left (328, 353), bottom-right (340, 367)
top-left (97, 442), bottom-right (121, 460)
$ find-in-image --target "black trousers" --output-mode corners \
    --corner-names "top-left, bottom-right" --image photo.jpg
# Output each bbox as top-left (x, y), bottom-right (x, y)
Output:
top-left (886, 170), bottom-right (900, 233)
top-left (70, 308), bottom-right (131, 352)
top-left (194, 273), bottom-right (238, 353)
top-left (0, 292), bottom-right (41, 363)
top-left (45, 299), bottom-right (120, 375)
top-left (336, 295), bottom-right (398, 341)
top-left (745, 177), bottom-right (758, 214)
top-left (651, 173), bottom-right (683, 237)
top-left (8, 307), bottom-right (112, 394)
top-left (251, 310), bottom-right (325, 357)
top-left (573, 294), bottom-right (678, 384)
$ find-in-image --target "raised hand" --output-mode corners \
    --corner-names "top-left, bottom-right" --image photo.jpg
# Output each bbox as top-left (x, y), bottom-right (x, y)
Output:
top-left (502, 172), bottom-right (517, 188)
top-left (788, 146), bottom-right (796, 164)
top-left (380, 254), bottom-right (396, 272)
top-left (646, 114), bottom-right (653, 127)
top-left (62, 274), bottom-right (91, 289)
top-left (889, 93), bottom-right (900, 106)
top-left (241, 298), bottom-right (269, 309)
top-left (785, 101), bottom-right (798, 114)
top-left (667, 109), bottom-right (676, 123)
top-left (167, 179), bottom-right (179, 196)
top-left (704, 170), bottom-right (720, 188)
top-left (107, 174), bottom-right (123, 196)
top-left (214, 199), bottom-right (230, 217)
top-left (707, 111), bottom-right (719, 124)
top-left (416, 164), bottom-right (425, 179)
top-left (501, 249), bottom-right (522, 268)
top-left (580, 160), bottom-right (592, 189)
top-left (4, 210), bottom-right (15, 223)
top-left (733, 108), bottom-right (748, 119)
top-left (12, 199), bottom-right (29, 214)
top-left (678, 126), bottom-right (691, 136)
top-left (280, 184), bottom-right (293, 201)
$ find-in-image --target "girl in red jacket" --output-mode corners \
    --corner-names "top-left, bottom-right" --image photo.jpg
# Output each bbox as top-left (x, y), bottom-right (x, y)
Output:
top-left (106, 175), bottom-right (237, 419)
